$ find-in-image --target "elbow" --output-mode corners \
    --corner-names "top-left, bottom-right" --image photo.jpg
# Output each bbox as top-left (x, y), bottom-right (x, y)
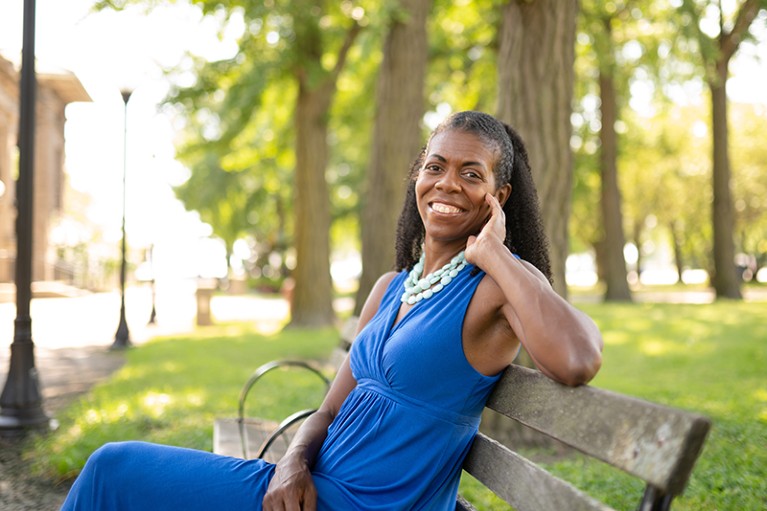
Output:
top-left (557, 335), bottom-right (603, 387)
top-left (573, 347), bottom-right (602, 386)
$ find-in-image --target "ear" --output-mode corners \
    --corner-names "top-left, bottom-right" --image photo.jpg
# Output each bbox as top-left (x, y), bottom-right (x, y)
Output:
top-left (495, 183), bottom-right (512, 207)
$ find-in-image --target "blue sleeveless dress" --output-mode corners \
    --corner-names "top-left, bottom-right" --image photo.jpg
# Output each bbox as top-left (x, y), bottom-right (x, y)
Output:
top-left (61, 266), bottom-right (501, 511)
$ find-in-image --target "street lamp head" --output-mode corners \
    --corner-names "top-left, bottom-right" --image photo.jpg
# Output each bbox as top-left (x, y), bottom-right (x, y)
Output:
top-left (120, 88), bottom-right (134, 105)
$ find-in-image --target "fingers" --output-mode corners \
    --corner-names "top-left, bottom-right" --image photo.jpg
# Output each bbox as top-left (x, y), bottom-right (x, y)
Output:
top-left (485, 193), bottom-right (505, 217)
top-left (303, 492), bottom-right (318, 511)
top-left (263, 493), bottom-right (306, 511)
top-left (263, 478), bottom-right (317, 511)
top-left (482, 193), bottom-right (506, 234)
top-left (284, 499), bottom-right (301, 511)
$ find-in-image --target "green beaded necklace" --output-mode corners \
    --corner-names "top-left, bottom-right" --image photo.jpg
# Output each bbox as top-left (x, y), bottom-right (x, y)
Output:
top-left (400, 251), bottom-right (467, 305)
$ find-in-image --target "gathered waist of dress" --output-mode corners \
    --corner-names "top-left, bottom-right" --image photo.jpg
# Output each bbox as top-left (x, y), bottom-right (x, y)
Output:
top-left (355, 377), bottom-right (481, 428)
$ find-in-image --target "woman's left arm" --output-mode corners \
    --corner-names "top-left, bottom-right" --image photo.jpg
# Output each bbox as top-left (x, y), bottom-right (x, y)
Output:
top-left (466, 194), bottom-right (603, 386)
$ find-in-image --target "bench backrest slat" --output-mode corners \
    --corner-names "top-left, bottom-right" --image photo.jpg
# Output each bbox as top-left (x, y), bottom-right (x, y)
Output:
top-left (484, 365), bottom-right (711, 496)
top-left (455, 495), bottom-right (477, 511)
top-left (464, 434), bottom-right (615, 511)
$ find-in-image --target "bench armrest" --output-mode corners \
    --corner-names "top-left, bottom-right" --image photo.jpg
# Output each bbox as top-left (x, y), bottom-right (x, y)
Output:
top-left (256, 408), bottom-right (318, 459)
top-left (237, 360), bottom-right (331, 459)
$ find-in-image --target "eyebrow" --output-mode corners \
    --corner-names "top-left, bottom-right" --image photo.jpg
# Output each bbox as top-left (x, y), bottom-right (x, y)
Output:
top-left (427, 153), bottom-right (488, 170)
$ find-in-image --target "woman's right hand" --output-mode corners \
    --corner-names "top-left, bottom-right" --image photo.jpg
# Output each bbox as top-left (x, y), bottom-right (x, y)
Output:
top-left (262, 456), bottom-right (317, 511)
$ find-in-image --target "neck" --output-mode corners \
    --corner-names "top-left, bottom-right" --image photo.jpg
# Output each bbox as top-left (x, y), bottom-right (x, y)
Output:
top-left (420, 240), bottom-right (466, 274)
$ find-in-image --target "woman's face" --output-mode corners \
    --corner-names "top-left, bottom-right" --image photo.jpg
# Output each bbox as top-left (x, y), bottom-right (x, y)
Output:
top-left (415, 129), bottom-right (510, 243)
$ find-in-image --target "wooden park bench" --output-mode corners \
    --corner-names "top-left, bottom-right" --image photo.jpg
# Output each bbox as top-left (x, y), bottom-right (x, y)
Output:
top-left (214, 317), bottom-right (710, 510)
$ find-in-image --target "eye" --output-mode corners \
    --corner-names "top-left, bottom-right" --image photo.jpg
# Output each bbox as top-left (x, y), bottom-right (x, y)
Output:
top-left (463, 169), bottom-right (484, 181)
top-left (423, 163), bottom-right (443, 173)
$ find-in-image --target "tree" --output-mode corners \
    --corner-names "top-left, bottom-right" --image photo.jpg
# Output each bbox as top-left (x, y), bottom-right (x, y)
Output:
top-left (581, 2), bottom-right (634, 301)
top-left (354, 0), bottom-right (432, 315)
top-left (119, 0), bottom-right (369, 326)
top-left (173, 152), bottom-right (252, 275)
top-left (680, 0), bottom-right (766, 299)
top-left (496, 0), bottom-right (579, 297)
top-left (278, 6), bottom-right (363, 327)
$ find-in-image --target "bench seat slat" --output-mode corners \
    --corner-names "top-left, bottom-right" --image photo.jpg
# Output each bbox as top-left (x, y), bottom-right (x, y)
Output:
top-left (464, 434), bottom-right (614, 511)
top-left (214, 417), bottom-right (286, 462)
top-left (486, 365), bottom-right (710, 495)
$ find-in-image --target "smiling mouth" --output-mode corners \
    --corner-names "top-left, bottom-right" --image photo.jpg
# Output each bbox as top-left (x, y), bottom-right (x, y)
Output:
top-left (430, 202), bottom-right (463, 214)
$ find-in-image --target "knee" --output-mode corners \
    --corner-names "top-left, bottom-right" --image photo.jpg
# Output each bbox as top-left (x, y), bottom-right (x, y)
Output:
top-left (84, 441), bottom-right (143, 475)
top-left (64, 442), bottom-right (148, 509)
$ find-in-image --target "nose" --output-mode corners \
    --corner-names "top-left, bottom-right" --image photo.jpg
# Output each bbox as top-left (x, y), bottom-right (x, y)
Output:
top-left (435, 170), bottom-right (461, 192)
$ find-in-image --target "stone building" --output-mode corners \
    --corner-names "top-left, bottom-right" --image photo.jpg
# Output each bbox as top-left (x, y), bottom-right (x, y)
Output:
top-left (0, 53), bottom-right (91, 283)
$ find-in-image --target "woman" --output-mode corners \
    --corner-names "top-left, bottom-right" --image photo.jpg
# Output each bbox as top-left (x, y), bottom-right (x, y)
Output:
top-left (61, 111), bottom-right (602, 511)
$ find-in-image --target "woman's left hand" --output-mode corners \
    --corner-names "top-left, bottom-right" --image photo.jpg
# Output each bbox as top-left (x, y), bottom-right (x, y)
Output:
top-left (465, 193), bottom-right (507, 269)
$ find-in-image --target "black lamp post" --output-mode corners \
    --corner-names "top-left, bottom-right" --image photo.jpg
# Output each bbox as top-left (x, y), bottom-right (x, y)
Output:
top-left (111, 89), bottom-right (133, 350)
top-left (0, 0), bottom-right (52, 435)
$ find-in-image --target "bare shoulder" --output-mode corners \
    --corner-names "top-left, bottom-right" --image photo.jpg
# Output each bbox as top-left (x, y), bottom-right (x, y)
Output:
top-left (369, 271), bottom-right (399, 302)
top-left (357, 271), bottom-right (400, 331)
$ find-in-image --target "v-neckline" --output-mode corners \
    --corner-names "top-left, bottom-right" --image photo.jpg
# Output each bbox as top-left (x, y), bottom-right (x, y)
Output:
top-left (388, 272), bottom-right (419, 334)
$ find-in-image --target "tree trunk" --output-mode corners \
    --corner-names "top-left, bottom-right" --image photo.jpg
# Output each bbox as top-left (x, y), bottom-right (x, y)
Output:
top-left (693, 0), bottom-right (761, 298)
top-left (488, 0), bottom-right (578, 448)
top-left (598, 68), bottom-right (631, 301)
top-left (291, 81), bottom-right (336, 326)
top-left (593, 238), bottom-right (607, 283)
top-left (496, 0), bottom-right (578, 298)
top-left (709, 63), bottom-right (742, 299)
top-left (670, 221), bottom-right (684, 284)
top-left (354, 0), bottom-right (432, 315)
top-left (289, 16), bottom-right (361, 327)
top-left (633, 220), bottom-right (644, 279)
top-left (276, 194), bottom-right (290, 278)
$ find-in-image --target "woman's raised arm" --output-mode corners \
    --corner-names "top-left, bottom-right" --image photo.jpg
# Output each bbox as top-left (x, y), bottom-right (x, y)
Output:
top-left (466, 194), bottom-right (603, 386)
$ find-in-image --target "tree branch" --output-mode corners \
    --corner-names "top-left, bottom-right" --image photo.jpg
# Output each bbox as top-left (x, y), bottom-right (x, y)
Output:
top-left (330, 21), bottom-right (363, 84)
top-left (719, 0), bottom-right (762, 63)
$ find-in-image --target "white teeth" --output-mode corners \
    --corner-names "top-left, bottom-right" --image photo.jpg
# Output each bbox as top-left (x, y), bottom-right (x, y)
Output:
top-left (432, 203), bottom-right (461, 214)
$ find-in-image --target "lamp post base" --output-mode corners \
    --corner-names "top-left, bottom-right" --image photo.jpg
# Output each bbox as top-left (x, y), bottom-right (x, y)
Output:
top-left (148, 304), bottom-right (157, 325)
top-left (110, 310), bottom-right (132, 350)
top-left (0, 339), bottom-right (53, 437)
top-left (0, 414), bottom-right (55, 438)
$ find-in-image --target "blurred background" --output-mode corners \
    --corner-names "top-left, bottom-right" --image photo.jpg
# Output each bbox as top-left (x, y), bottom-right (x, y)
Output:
top-left (1, 3), bottom-right (765, 509)
top-left (0, 0), bottom-right (765, 331)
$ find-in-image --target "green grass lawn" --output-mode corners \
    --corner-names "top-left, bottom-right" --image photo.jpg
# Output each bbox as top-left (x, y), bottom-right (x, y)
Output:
top-left (27, 301), bottom-right (766, 510)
